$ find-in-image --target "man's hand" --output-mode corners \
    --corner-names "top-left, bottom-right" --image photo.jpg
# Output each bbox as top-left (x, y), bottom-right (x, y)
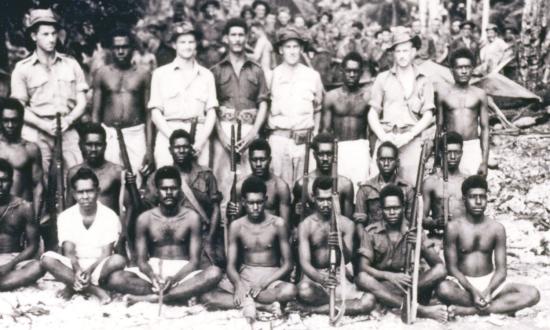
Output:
top-left (321, 273), bottom-right (338, 289)
top-left (234, 282), bottom-right (249, 307)
top-left (226, 201), bottom-right (241, 219)
top-left (405, 228), bottom-right (418, 245)
top-left (125, 171), bottom-right (137, 186)
top-left (394, 132), bottom-right (414, 148)
top-left (327, 232), bottom-right (339, 247)
top-left (471, 289), bottom-right (488, 309)
top-left (218, 131), bottom-right (232, 151)
top-left (193, 138), bottom-right (207, 154)
top-left (162, 276), bottom-right (174, 294)
top-left (477, 162), bottom-right (488, 177)
top-left (140, 153), bottom-right (155, 177)
top-left (73, 270), bottom-right (90, 291)
top-left (249, 280), bottom-right (268, 298)
top-left (151, 275), bottom-right (163, 293)
top-left (236, 131), bottom-right (256, 153)
top-left (384, 272), bottom-right (412, 292)
top-left (0, 263), bottom-right (14, 276)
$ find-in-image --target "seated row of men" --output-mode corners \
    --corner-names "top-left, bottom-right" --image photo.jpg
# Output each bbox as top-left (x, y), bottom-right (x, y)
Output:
top-left (0, 150), bottom-right (539, 323)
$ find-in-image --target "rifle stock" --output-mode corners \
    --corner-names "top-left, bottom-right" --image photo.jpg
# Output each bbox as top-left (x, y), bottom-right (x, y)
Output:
top-left (227, 125), bottom-right (237, 255)
top-left (190, 117), bottom-right (198, 143)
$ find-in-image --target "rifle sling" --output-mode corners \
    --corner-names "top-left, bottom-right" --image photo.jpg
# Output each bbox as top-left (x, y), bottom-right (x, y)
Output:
top-left (179, 175), bottom-right (210, 225)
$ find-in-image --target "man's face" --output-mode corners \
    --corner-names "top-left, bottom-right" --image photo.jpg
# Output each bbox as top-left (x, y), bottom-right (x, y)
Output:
top-left (314, 188), bottom-right (333, 218)
top-left (446, 143), bottom-right (463, 170)
top-left (381, 31), bottom-right (392, 43)
top-left (412, 21), bottom-right (421, 34)
top-left (452, 57), bottom-right (473, 85)
top-left (278, 12), bottom-right (290, 26)
top-left (170, 137), bottom-right (194, 165)
top-left (205, 4), bottom-right (217, 18)
top-left (0, 170), bottom-right (12, 200)
top-left (255, 4), bottom-right (267, 18)
top-left (157, 178), bottom-right (181, 207)
top-left (249, 150), bottom-right (270, 177)
top-left (112, 36), bottom-right (132, 66)
top-left (351, 26), bottom-right (361, 37)
top-left (451, 21), bottom-right (461, 34)
top-left (314, 142), bottom-right (334, 173)
top-left (73, 179), bottom-right (99, 210)
top-left (80, 133), bottom-right (106, 165)
top-left (461, 24), bottom-right (472, 37)
top-left (431, 19), bottom-right (441, 31)
top-left (280, 39), bottom-right (302, 65)
top-left (504, 29), bottom-right (515, 42)
top-left (294, 16), bottom-right (305, 28)
top-left (343, 60), bottom-right (362, 89)
top-left (32, 24), bottom-right (57, 53)
top-left (463, 187), bottom-right (487, 217)
top-left (377, 146), bottom-right (398, 176)
top-left (242, 192), bottom-right (266, 221)
top-left (487, 29), bottom-right (496, 42)
top-left (0, 108), bottom-right (23, 139)
top-left (320, 15), bottom-right (329, 25)
top-left (382, 195), bottom-right (403, 226)
top-left (227, 26), bottom-right (247, 54)
top-left (394, 41), bottom-right (415, 68)
top-left (173, 34), bottom-right (197, 60)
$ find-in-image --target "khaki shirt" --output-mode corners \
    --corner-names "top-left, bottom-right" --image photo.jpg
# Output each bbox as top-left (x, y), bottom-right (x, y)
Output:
top-left (148, 58), bottom-right (218, 121)
top-left (268, 63), bottom-right (324, 130)
top-left (11, 52), bottom-right (88, 117)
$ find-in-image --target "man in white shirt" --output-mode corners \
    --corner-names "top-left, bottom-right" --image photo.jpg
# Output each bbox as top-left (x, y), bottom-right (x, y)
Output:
top-left (40, 168), bottom-right (125, 304)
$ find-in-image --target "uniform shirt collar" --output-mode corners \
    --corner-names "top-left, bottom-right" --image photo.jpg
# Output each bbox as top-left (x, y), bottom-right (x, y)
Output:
top-left (30, 51), bottom-right (63, 65)
top-left (389, 64), bottom-right (423, 78)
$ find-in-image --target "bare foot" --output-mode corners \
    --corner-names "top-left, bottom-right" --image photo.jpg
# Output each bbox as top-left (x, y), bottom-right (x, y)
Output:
top-left (88, 286), bottom-right (112, 305)
top-left (56, 286), bottom-right (74, 300)
top-left (447, 306), bottom-right (456, 321)
top-left (125, 293), bottom-right (159, 306)
top-left (418, 304), bottom-right (448, 323)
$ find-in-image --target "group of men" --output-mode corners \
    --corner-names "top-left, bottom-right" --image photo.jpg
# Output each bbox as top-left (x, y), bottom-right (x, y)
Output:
top-left (0, 6), bottom-right (540, 326)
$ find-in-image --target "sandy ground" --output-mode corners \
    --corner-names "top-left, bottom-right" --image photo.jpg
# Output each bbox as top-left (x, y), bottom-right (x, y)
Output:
top-left (1, 128), bottom-right (549, 330)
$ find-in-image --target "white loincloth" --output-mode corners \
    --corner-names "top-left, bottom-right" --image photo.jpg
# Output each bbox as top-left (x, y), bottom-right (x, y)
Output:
top-left (41, 251), bottom-right (110, 286)
top-left (337, 139), bottom-right (370, 195)
top-left (126, 257), bottom-right (202, 286)
top-left (460, 139), bottom-right (483, 175)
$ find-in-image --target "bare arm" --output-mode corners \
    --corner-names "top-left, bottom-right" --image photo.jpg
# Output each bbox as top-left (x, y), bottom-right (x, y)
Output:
top-left (422, 177), bottom-right (433, 218)
top-left (172, 214), bottom-right (202, 282)
top-left (484, 224), bottom-right (507, 296)
top-left (135, 215), bottom-right (156, 281)
top-left (321, 97), bottom-right (333, 133)
top-left (278, 181), bottom-right (291, 224)
top-left (91, 72), bottom-right (103, 123)
top-left (479, 93), bottom-right (490, 176)
top-left (29, 144), bottom-right (44, 217)
top-left (341, 219), bottom-right (355, 262)
top-left (151, 108), bottom-right (173, 139)
top-left (62, 241), bottom-right (82, 274)
top-left (6, 205), bottom-right (39, 267)
top-left (368, 110), bottom-right (388, 141)
top-left (298, 220), bottom-right (325, 284)
top-left (341, 180), bottom-right (354, 219)
top-left (409, 110), bottom-right (434, 138)
top-left (142, 73), bottom-right (154, 167)
top-left (226, 221), bottom-right (243, 285)
top-left (258, 219), bottom-right (293, 287)
top-left (444, 222), bottom-right (477, 295)
top-left (64, 91), bottom-right (88, 128)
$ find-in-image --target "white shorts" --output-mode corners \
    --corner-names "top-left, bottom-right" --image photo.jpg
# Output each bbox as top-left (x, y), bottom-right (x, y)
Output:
top-left (460, 139), bottom-right (483, 175)
top-left (41, 251), bottom-right (110, 286)
top-left (447, 272), bottom-right (507, 298)
top-left (126, 258), bottom-right (202, 286)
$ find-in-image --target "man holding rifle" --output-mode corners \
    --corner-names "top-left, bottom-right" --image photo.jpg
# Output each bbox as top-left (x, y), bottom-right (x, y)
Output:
top-left (356, 185), bottom-right (448, 322)
top-left (295, 176), bottom-right (375, 315)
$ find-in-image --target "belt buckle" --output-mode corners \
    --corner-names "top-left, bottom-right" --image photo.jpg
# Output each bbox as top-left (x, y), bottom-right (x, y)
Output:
top-left (292, 130), bottom-right (308, 145)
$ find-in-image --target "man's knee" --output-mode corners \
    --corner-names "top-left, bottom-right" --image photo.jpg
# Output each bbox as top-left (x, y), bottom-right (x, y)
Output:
top-left (277, 282), bottom-right (298, 301)
top-left (203, 266), bottom-right (223, 283)
top-left (355, 272), bottom-right (378, 292)
top-left (360, 293), bottom-right (376, 311)
top-left (39, 252), bottom-right (59, 270)
top-left (107, 254), bottom-right (127, 269)
top-left (435, 280), bottom-right (456, 300)
top-left (523, 285), bottom-right (540, 307)
top-left (431, 263), bottom-right (447, 281)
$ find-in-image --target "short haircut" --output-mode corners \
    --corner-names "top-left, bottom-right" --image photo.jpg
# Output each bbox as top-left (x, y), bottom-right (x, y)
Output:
top-left (342, 51), bottom-right (364, 70)
top-left (277, 6), bottom-right (290, 14)
top-left (241, 176), bottom-right (267, 195)
top-left (249, 20), bottom-right (265, 30)
top-left (379, 184), bottom-right (404, 204)
top-left (312, 176), bottom-right (333, 195)
top-left (169, 129), bottom-right (194, 146)
top-left (154, 166), bottom-right (182, 188)
top-left (377, 141), bottom-right (399, 158)
top-left (375, 28), bottom-right (391, 38)
top-left (0, 158), bottom-right (14, 181)
top-left (449, 48), bottom-right (475, 67)
top-left (461, 175), bottom-right (488, 196)
top-left (351, 21), bottom-right (364, 30)
top-left (446, 131), bottom-right (463, 147)
top-left (70, 167), bottom-right (99, 189)
top-left (312, 132), bottom-right (334, 152)
top-left (240, 5), bottom-right (255, 19)
top-left (0, 97), bottom-right (24, 117)
top-left (109, 27), bottom-right (135, 48)
top-left (248, 138), bottom-right (271, 157)
top-left (223, 17), bottom-right (248, 35)
top-left (79, 122), bottom-right (106, 142)
top-left (29, 22), bottom-right (59, 34)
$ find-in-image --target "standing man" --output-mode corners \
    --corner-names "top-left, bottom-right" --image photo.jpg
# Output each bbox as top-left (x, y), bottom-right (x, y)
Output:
top-left (296, 176), bottom-right (376, 315)
top-left (211, 18), bottom-right (269, 224)
top-left (197, 0), bottom-right (225, 68)
top-left (92, 28), bottom-right (154, 178)
top-left (439, 48), bottom-right (489, 176)
top-left (226, 138), bottom-right (291, 222)
top-left (0, 159), bottom-right (43, 291)
top-left (40, 168), bottom-right (125, 304)
top-left (66, 123), bottom-right (122, 214)
top-left (411, 19), bottom-right (436, 61)
top-left (322, 52), bottom-right (372, 191)
top-left (449, 21), bottom-right (480, 65)
top-left (268, 26), bottom-right (324, 188)
top-left (0, 98), bottom-right (44, 219)
top-left (479, 24), bottom-right (511, 75)
top-left (202, 177), bottom-right (297, 323)
top-left (108, 166), bottom-right (223, 305)
top-left (354, 141), bottom-right (414, 227)
top-left (292, 133), bottom-right (354, 219)
top-left (148, 21), bottom-right (218, 168)
top-left (368, 28), bottom-right (435, 185)
top-left (437, 176), bottom-right (540, 316)
top-left (11, 9), bottom-right (88, 177)
top-left (422, 132), bottom-right (468, 232)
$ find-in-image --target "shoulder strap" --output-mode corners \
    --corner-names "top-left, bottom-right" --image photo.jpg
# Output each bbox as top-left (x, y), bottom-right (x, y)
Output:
top-left (179, 175), bottom-right (210, 225)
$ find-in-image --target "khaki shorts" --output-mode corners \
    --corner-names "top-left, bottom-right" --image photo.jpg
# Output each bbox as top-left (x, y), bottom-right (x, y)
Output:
top-left (126, 258), bottom-right (202, 286)
top-left (218, 265), bottom-right (284, 293)
top-left (300, 268), bottom-right (364, 301)
top-left (41, 251), bottom-right (109, 286)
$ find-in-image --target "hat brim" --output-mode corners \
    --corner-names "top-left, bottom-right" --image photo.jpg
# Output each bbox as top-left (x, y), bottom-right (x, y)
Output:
top-left (274, 37), bottom-right (307, 52)
top-left (388, 35), bottom-right (421, 51)
top-left (200, 0), bottom-right (220, 12)
top-left (460, 21), bottom-right (477, 29)
top-left (26, 20), bottom-right (61, 32)
top-left (170, 30), bottom-right (203, 43)
top-left (252, 0), bottom-right (271, 13)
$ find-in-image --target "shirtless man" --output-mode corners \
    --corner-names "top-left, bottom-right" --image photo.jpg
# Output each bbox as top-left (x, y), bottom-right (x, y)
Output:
top-left (439, 48), bottom-right (489, 176)
top-left (354, 141), bottom-right (414, 227)
top-left (67, 123), bottom-right (122, 214)
top-left (92, 28), bottom-right (153, 178)
top-left (292, 133), bottom-right (354, 220)
top-left (356, 185), bottom-right (449, 322)
top-left (226, 138), bottom-right (291, 222)
top-left (0, 159), bottom-right (43, 290)
top-left (40, 168), bottom-right (125, 304)
top-left (422, 132), bottom-right (468, 233)
top-left (107, 166), bottom-right (222, 304)
top-left (202, 177), bottom-right (297, 322)
top-left (296, 176), bottom-right (376, 315)
top-left (436, 176), bottom-right (540, 316)
top-left (0, 98), bottom-right (44, 219)
top-left (322, 52), bottom-right (372, 192)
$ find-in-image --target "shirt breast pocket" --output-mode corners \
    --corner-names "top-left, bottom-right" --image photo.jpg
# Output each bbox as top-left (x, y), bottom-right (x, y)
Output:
top-left (27, 76), bottom-right (49, 104)
top-left (245, 75), bottom-right (259, 102)
top-left (57, 72), bottom-right (77, 101)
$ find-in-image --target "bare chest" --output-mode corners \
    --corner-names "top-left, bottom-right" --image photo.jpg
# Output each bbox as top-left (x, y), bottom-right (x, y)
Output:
top-left (240, 224), bottom-right (278, 251)
top-left (0, 144), bottom-right (32, 170)
top-left (458, 225), bottom-right (495, 253)
top-left (149, 220), bottom-right (191, 244)
top-left (102, 72), bottom-right (144, 93)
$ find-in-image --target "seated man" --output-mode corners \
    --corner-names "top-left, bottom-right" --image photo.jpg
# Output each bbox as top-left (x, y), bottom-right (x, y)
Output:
top-left (436, 175), bottom-right (540, 316)
top-left (0, 159), bottom-right (43, 290)
top-left (356, 185), bottom-right (449, 322)
top-left (202, 177), bottom-right (297, 323)
top-left (107, 166), bottom-right (222, 305)
top-left (296, 176), bottom-right (375, 315)
top-left (41, 168), bottom-right (125, 304)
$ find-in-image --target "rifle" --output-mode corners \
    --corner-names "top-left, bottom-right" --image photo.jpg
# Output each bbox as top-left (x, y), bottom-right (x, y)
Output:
top-left (442, 131), bottom-right (449, 228)
top-left (227, 125), bottom-right (237, 255)
top-left (189, 117), bottom-right (198, 142)
top-left (235, 119), bottom-right (242, 163)
top-left (402, 143), bottom-right (428, 324)
top-left (299, 130), bottom-right (312, 223)
top-left (432, 97), bottom-right (443, 173)
top-left (45, 113), bottom-right (65, 250)
top-left (115, 123), bottom-right (144, 257)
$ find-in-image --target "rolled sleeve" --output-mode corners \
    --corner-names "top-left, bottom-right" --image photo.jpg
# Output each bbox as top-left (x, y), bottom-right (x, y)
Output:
top-left (206, 172), bottom-right (221, 203)
top-left (313, 71), bottom-right (324, 112)
top-left (147, 70), bottom-right (164, 112)
top-left (10, 65), bottom-right (29, 104)
top-left (256, 68), bottom-right (269, 105)
top-left (354, 188), bottom-right (368, 222)
top-left (72, 60), bottom-right (89, 93)
top-left (369, 74), bottom-right (384, 114)
top-left (419, 77), bottom-right (435, 114)
top-left (204, 71), bottom-right (219, 110)
top-left (358, 230), bottom-right (375, 261)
